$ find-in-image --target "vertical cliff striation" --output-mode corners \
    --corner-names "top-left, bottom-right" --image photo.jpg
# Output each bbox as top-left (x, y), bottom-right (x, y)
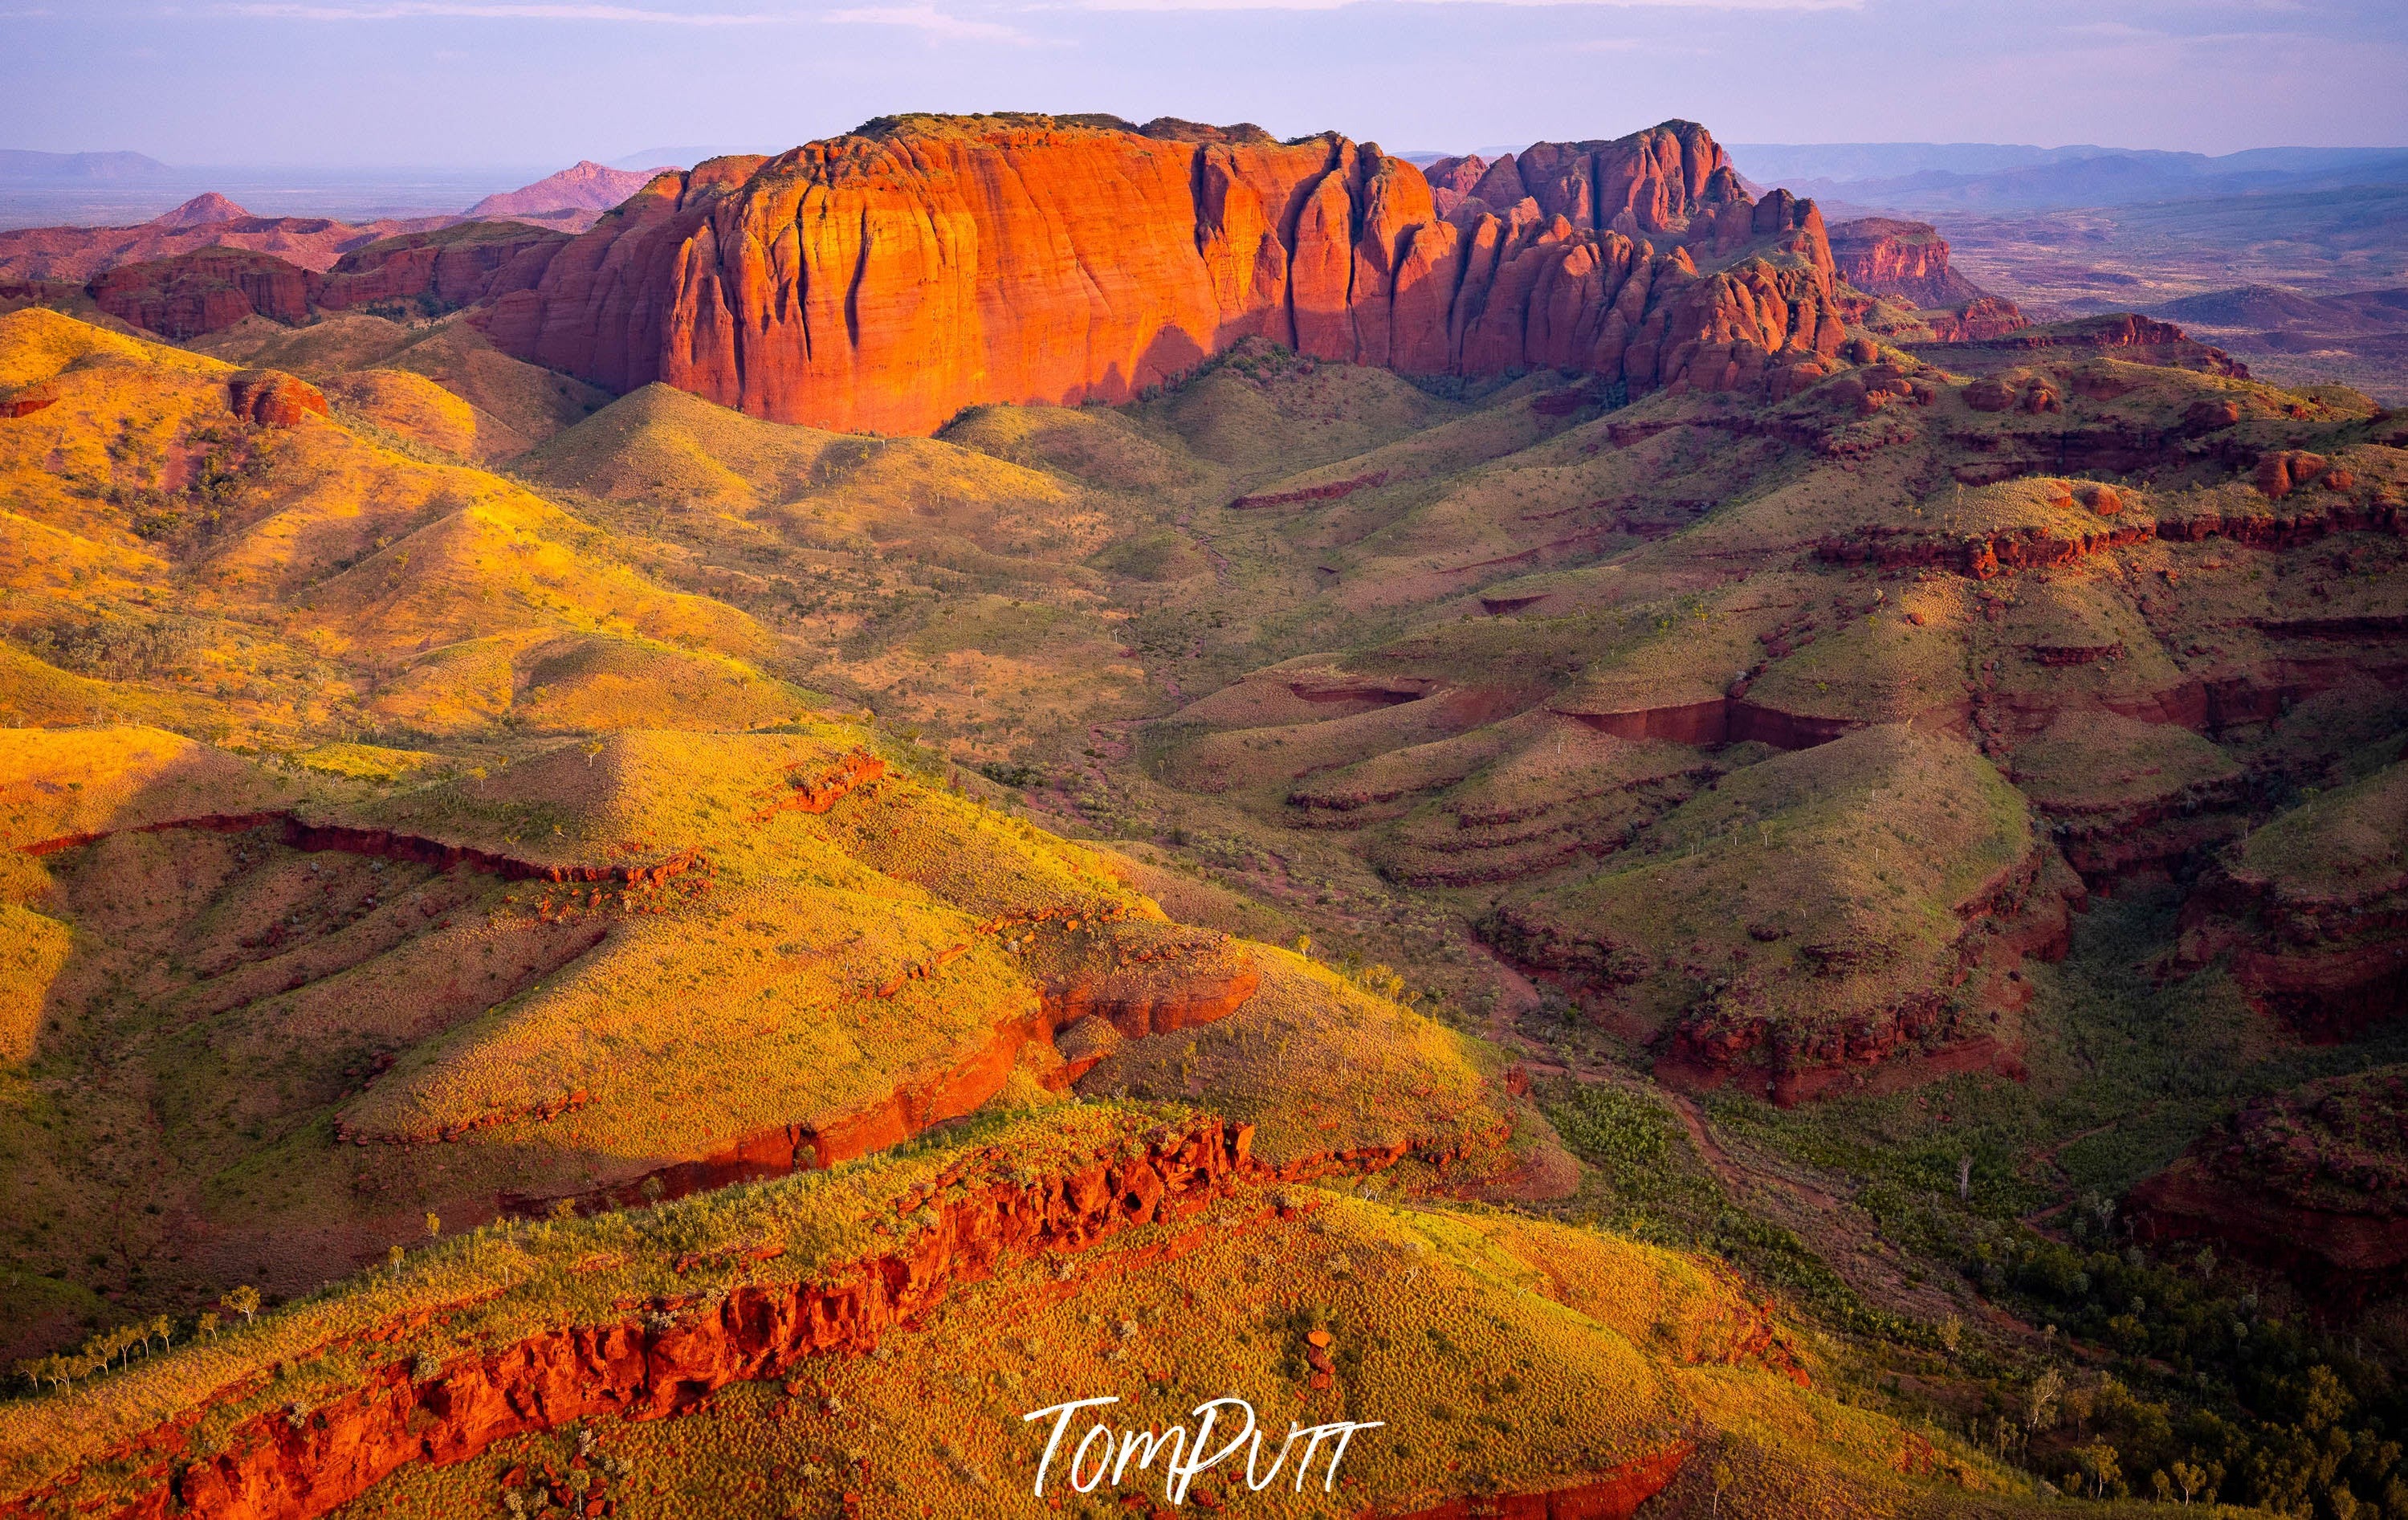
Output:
top-left (478, 115), bottom-right (1849, 434)
top-left (1827, 217), bottom-right (1990, 308)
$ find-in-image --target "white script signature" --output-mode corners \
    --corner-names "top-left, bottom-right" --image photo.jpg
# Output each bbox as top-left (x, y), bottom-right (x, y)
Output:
top-left (1024, 1396), bottom-right (1382, 1506)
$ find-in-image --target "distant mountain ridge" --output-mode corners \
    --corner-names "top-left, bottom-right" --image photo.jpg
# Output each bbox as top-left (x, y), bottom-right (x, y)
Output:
top-left (0, 149), bottom-right (176, 182)
top-left (1730, 140), bottom-right (2408, 212)
top-left (466, 160), bottom-right (668, 222)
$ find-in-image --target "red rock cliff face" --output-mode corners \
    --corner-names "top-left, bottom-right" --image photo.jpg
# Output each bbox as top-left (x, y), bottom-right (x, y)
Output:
top-left (1827, 217), bottom-right (1987, 308)
top-left (315, 225), bottom-right (568, 315)
top-left (89, 248), bottom-right (321, 338)
top-left (1, 1117), bottom-right (1702, 1520)
top-left (480, 116), bottom-right (1848, 434)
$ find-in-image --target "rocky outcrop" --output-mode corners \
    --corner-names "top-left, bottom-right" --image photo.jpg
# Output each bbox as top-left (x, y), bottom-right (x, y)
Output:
top-left (1229, 470), bottom-right (1388, 510)
top-left (1828, 217), bottom-right (1988, 308)
top-left (35, 220), bottom-right (566, 340)
top-left (2, 1114), bottom-right (1668, 1520)
top-left (1486, 838), bottom-right (2072, 1106)
top-left (3, 1119), bottom-right (1261, 1520)
top-left (89, 248), bottom-right (320, 338)
top-left (1655, 847), bottom-right (2068, 1106)
top-left (314, 222), bottom-right (569, 316)
top-left (1910, 313), bottom-right (2249, 377)
top-left (2169, 756), bottom-right (2407, 1037)
top-left (2129, 1068), bottom-right (2408, 1294)
top-left (1813, 491), bottom-right (2404, 581)
top-left (1922, 295), bottom-right (2030, 342)
top-left (479, 115), bottom-right (1849, 434)
top-left (225, 369), bottom-right (328, 427)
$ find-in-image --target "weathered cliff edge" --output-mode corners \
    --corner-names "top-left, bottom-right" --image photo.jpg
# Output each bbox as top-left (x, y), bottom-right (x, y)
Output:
top-left (2129, 1068), bottom-right (2408, 1294)
top-left (2170, 786), bottom-right (2408, 1037)
top-left (478, 114), bottom-right (1848, 434)
top-left (0, 1117), bottom-right (1704, 1520)
top-left (1827, 216), bottom-right (1989, 309)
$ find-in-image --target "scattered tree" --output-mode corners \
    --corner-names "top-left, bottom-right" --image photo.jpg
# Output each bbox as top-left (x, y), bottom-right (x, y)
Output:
top-left (2025, 1368), bottom-right (2064, 1435)
top-left (222, 1285), bottom-right (261, 1323)
top-left (2073, 1441), bottom-right (2121, 1499)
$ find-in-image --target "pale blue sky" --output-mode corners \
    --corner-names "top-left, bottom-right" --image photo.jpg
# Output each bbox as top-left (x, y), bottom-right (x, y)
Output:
top-left (6, 0), bottom-right (2406, 167)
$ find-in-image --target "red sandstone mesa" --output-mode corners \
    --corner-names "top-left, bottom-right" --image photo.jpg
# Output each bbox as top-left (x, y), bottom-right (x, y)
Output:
top-left (478, 115), bottom-right (1849, 434)
top-left (88, 248), bottom-right (323, 339)
top-left (1827, 216), bottom-right (1989, 309)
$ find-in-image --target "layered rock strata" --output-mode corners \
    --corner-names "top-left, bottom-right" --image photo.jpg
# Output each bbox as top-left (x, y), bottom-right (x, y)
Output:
top-left (28, 223), bottom-right (569, 340)
top-left (0, 1117), bottom-right (1669, 1520)
top-left (479, 115), bottom-right (1849, 434)
top-left (1827, 217), bottom-right (1989, 308)
top-left (2129, 1068), bottom-right (2408, 1292)
top-left (2172, 757), bottom-right (2408, 1037)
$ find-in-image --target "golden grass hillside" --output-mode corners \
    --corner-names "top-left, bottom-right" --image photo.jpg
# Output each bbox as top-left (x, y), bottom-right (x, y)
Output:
top-left (1078, 945), bottom-right (1518, 1172)
top-left (1486, 726), bottom-right (2039, 1096)
top-left (0, 719), bottom-right (1531, 1345)
top-left (2227, 752), bottom-right (2408, 901)
top-left (515, 382), bottom-right (845, 510)
top-left (0, 308), bottom-right (811, 740)
top-left (320, 367), bottom-right (532, 463)
top-left (0, 1102), bottom-right (2051, 1520)
top-left (193, 312), bottom-right (610, 446)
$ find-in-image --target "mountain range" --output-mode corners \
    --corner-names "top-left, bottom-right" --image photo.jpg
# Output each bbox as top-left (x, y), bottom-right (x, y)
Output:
top-left (0, 111), bottom-right (2403, 1520)
top-left (1731, 141), bottom-right (2408, 211)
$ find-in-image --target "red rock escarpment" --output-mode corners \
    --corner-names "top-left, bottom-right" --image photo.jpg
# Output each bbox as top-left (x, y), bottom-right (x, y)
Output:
top-left (1813, 491), bottom-right (2405, 581)
top-left (2174, 866), bottom-right (2408, 1039)
top-left (2128, 1070), bottom-right (2408, 1293)
top-left (1827, 217), bottom-right (1990, 308)
top-left (1660, 848), bottom-right (2069, 1106)
top-left (0, 1119), bottom-right (1261, 1520)
top-left (494, 933), bottom-right (1264, 1214)
top-left (1921, 295), bottom-right (2031, 343)
top-left (2, 1117), bottom-right (1697, 1520)
top-left (89, 249), bottom-right (321, 339)
top-left (1909, 313), bottom-right (2249, 378)
top-left (479, 115), bottom-right (1848, 434)
top-left (314, 223), bottom-right (569, 315)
